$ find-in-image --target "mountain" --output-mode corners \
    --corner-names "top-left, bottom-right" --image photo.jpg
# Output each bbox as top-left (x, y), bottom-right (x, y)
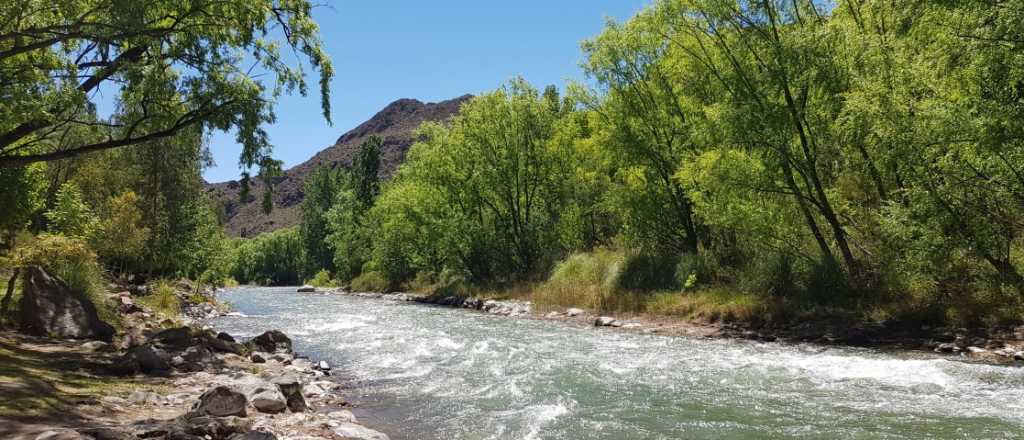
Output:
top-left (206, 95), bottom-right (472, 237)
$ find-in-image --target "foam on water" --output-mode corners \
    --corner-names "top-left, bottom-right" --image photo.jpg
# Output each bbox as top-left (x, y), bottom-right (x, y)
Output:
top-left (213, 287), bottom-right (1024, 440)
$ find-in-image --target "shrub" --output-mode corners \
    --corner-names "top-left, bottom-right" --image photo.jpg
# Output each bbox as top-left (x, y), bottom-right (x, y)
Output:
top-left (11, 234), bottom-right (116, 327)
top-left (137, 280), bottom-right (181, 318)
top-left (307, 269), bottom-right (336, 288)
top-left (350, 271), bottom-right (388, 292)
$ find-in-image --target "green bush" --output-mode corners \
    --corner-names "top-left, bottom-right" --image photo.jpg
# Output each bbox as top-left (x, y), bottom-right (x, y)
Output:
top-left (350, 271), bottom-right (388, 292)
top-left (307, 269), bottom-right (336, 288)
top-left (137, 280), bottom-right (181, 318)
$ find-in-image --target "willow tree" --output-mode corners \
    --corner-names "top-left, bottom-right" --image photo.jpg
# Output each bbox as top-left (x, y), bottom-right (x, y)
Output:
top-left (0, 0), bottom-right (334, 201)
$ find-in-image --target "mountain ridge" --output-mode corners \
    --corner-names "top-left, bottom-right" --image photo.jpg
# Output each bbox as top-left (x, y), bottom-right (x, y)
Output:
top-left (206, 94), bottom-right (472, 237)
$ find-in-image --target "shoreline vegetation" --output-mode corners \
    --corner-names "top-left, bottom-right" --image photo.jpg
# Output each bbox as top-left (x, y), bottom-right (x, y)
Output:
top-left (233, 0), bottom-right (1024, 344)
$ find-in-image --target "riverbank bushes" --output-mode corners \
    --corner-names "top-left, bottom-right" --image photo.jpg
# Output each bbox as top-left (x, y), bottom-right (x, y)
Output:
top-left (244, 0), bottom-right (1024, 328)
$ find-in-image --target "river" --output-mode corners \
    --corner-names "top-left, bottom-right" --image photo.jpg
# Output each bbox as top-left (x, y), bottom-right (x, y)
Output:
top-left (210, 287), bottom-right (1024, 439)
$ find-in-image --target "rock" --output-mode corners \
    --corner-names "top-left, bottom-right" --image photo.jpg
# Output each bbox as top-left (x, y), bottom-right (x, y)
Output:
top-left (251, 352), bottom-right (267, 363)
top-left (272, 374), bottom-right (308, 412)
top-left (315, 360), bottom-right (331, 372)
top-left (331, 423), bottom-right (390, 440)
top-left (150, 327), bottom-right (194, 350)
top-left (127, 390), bottom-right (163, 405)
top-left (183, 416), bottom-right (251, 439)
top-left (227, 432), bottom-right (278, 440)
top-left (77, 427), bottom-right (134, 440)
top-left (327, 410), bottom-right (357, 423)
top-left (217, 332), bottom-right (237, 343)
top-left (34, 430), bottom-right (88, 440)
top-left (128, 284), bottom-right (149, 296)
top-left (565, 308), bottom-right (584, 317)
top-left (594, 316), bottom-right (617, 327)
top-left (203, 331), bottom-right (244, 355)
top-left (115, 344), bottom-right (171, 375)
top-left (1015, 351), bottom-right (1024, 361)
top-left (934, 343), bottom-right (959, 353)
top-left (545, 311), bottom-right (560, 319)
top-left (18, 266), bottom-right (115, 342)
top-left (248, 330), bottom-right (292, 354)
top-left (250, 387), bottom-right (288, 413)
top-left (297, 285), bottom-right (316, 293)
top-left (193, 386), bottom-right (248, 417)
top-left (270, 353), bottom-right (293, 364)
top-left (966, 346), bottom-right (986, 354)
top-left (81, 340), bottom-right (109, 352)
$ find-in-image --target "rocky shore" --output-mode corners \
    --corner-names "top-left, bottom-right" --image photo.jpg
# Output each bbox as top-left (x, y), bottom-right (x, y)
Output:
top-left (329, 288), bottom-right (1024, 365)
top-left (2, 274), bottom-right (390, 440)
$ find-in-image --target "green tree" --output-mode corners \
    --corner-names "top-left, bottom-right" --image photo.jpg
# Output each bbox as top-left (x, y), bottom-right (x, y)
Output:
top-left (45, 182), bottom-right (98, 239)
top-left (300, 165), bottom-right (346, 274)
top-left (0, 0), bottom-right (334, 193)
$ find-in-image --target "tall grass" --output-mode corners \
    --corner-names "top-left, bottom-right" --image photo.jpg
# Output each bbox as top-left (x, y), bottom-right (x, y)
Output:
top-left (137, 280), bottom-right (181, 318)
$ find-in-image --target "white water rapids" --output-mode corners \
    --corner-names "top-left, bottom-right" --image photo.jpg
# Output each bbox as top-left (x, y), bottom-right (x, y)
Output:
top-left (211, 287), bottom-right (1024, 439)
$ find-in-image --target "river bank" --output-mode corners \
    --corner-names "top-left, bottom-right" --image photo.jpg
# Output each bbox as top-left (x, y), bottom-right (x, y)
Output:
top-left (330, 288), bottom-right (1024, 365)
top-left (0, 279), bottom-right (391, 440)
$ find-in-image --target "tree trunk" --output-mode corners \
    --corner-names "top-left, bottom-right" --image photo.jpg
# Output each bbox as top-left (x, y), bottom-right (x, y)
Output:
top-left (0, 268), bottom-right (20, 324)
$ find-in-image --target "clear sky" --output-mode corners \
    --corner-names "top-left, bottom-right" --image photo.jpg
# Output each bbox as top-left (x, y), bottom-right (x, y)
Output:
top-left (202, 0), bottom-right (651, 183)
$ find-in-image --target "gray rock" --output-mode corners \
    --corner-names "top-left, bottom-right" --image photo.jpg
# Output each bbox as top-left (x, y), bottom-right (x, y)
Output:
top-left (227, 432), bottom-right (278, 440)
top-left (272, 374), bottom-right (308, 412)
top-left (297, 285), bottom-right (316, 293)
top-left (250, 352), bottom-right (267, 363)
top-left (183, 416), bottom-right (251, 439)
top-left (966, 346), bottom-right (986, 354)
top-left (251, 387), bottom-right (288, 413)
top-left (565, 308), bottom-right (584, 317)
top-left (116, 344), bottom-right (171, 375)
top-left (594, 316), bottom-right (617, 327)
top-left (1015, 351), bottom-right (1024, 361)
top-left (81, 341), bottom-right (109, 351)
top-left (149, 327), bottom-right (194, 350)
top-left (34, 430), bottom-right (88, 440)
top-left (315, 360), bottom-right (331, 372)
top-left (935, 343), bottom-right (960, 353)
top-left (217, 332), bottom-right (237, 343)
top-left (18, 266), bottom-right (115, 341)
top-left (193, 386), bottom-right (247, 417)
top-left (327, 409), bottom-right (357, 423)
top-left (248, 330), bottom-right (292, 354)
top-left (331, 423), bottom-right (390, 440)
top-left (77, 427), bottom-right (134, 440)
top-left (545, 311), bottom-right (561, 319)
top-left (128, 284), bottom-right (149, 296)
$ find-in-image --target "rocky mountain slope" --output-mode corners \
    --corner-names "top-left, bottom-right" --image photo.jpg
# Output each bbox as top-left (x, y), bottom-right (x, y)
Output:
top-left (206, 95), bottom-right (472, 237)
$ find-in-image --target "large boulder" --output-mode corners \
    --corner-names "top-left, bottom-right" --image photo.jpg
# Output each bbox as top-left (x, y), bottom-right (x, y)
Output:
top-left (19, 266), bottom-right (115, 342)
top-left (296, 285), bottom-right (316, 293)
top-left (271, 374), bottom-right (308, 412)
top-left (193, 386), bottom-right (248, 417)
top-left (182, 416), bottom-right (251, 439)
top-left (247, 330), bottom-right (292, 354)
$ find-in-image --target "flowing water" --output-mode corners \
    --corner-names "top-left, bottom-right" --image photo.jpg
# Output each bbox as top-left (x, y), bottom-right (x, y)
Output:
top-left (211, 287), bottom-right (1024, 439)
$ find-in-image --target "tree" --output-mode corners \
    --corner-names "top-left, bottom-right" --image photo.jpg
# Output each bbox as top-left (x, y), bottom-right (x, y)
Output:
top-left (45, 182), bottom-right (98, 239)
top-left (350, 136), bottom-right (382, 208)
top-left (0, 0), bottom-right (334, 191)
top-left (300, 165), bottom-right (345, 274)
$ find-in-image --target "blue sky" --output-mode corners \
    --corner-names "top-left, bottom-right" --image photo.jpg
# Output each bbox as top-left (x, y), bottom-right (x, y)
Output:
top-left (202, 0), bottom-right (650, 182)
